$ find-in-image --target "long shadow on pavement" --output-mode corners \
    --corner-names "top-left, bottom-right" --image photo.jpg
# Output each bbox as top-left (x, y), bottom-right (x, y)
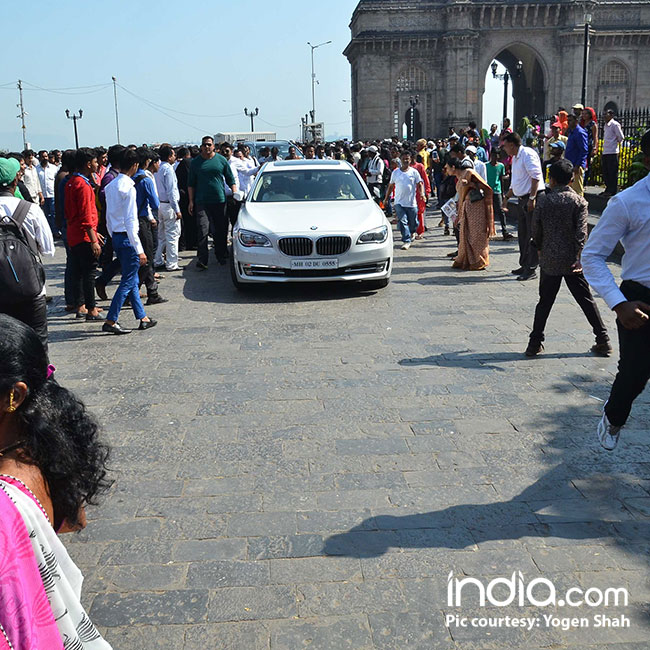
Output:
top-left (322, 384), bottom-right (650, 561)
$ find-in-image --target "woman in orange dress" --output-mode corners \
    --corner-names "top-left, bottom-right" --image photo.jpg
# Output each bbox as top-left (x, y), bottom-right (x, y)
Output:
top-left (449, 159), bottom-right (496, 271)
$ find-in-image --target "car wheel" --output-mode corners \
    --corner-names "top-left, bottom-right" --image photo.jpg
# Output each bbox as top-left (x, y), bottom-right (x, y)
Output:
top-left (230, 256), bottom-right (253, 291)
top-left (361, 277), bottom-right (390, 290)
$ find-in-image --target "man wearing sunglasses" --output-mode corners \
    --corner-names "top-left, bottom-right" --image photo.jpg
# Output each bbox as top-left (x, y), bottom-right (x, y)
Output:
top-left (188, 136), bottom-right (237, 269)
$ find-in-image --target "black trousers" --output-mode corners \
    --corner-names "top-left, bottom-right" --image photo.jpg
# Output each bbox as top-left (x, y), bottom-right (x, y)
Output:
top-left (492, 193), bottom-right (508, 235)
top-left (530, 270), bottom-right (609, 345)
top-left (0, 295), bottom-right (48, 357)
top-left (137, 217), bottom-right (158, 297)
top-left (69, 242), bottom-right (98, 310)
top-left (179, 190), bottom-right (197, 250)
top-left (602, 154), bottom-right (619, 195)
top-left (513, 195), bottom-right (538, 272)
top-left (196, 202), bottom-right (228, 264)
top-left (605, 280), bottom-right (650, 427)
top-left (225, 196), bottom-right (241, 229)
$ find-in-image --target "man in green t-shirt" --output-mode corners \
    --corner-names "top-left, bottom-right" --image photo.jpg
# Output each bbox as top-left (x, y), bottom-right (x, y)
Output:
top-left (486, 148), bottom-right (513, 240)
top-left (188, 135), bottom-right (237, 268)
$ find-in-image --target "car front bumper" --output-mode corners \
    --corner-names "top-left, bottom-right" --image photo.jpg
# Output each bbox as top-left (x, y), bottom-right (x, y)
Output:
top-left (232, 240), bottom-right (392, 283)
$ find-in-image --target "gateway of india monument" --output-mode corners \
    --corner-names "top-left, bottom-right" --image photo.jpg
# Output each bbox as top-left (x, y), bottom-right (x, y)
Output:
top-left (344, 0), bottom-right (650, 139)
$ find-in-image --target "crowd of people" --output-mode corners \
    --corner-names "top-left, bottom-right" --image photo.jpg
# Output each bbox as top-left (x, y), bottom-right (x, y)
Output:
top-left (0, 105), bottom-right (648, 648)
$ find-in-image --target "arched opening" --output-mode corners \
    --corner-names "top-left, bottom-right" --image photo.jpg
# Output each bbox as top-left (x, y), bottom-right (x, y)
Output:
top-left (394, 65), bottom-right (427, 140)
top-left (482, 44), bottom-right (546, 129)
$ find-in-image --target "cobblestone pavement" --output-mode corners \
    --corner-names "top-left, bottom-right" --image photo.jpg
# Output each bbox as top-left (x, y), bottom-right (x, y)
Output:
top-left (45, 211), bottom-right (649, 650)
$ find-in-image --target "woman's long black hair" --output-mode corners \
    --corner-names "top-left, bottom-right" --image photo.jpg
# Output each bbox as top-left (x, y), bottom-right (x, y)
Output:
top-left (0, 314), bottom-right (111, 528)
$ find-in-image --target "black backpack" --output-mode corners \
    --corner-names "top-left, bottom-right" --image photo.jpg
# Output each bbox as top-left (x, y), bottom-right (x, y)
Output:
top-left (0, 200), bottom-right (46, 300)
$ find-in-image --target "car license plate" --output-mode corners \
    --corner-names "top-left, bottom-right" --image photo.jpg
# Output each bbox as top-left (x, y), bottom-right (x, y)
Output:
top-left (290, 258), bottom-right (338, 270)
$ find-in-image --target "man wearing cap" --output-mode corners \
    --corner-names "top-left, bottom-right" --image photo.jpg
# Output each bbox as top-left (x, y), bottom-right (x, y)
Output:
top-left (565, 113), bottom-right (589, 196)
top-left (365, 146), bottom-right (385, 202)
top-left (543, 122), bottom-right (568, 162)
top-left (0, 157), bottom-right (54, 351)
top-left (582, 129), bottom-right (650, 451)
top-left (465, 146), bottom-right (486, 181)
top-left (572, 103), bottom-right (584, 119)
top-left (601, 109), bottom-right (625, 197)
top-left (543, 140), bottom-right (566, 182)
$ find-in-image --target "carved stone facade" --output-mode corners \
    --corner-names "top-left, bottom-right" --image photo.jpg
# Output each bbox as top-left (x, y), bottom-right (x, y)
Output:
top-left (344, 0), bottom-right (650, 139)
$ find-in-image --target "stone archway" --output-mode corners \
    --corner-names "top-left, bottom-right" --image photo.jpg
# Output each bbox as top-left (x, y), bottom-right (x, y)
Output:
top-left (485, 43), bottom-right (548, 126)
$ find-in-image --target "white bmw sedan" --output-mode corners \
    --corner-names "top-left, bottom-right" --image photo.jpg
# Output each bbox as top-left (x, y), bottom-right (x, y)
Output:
top-left (231, 160), bottom-right (393, 289)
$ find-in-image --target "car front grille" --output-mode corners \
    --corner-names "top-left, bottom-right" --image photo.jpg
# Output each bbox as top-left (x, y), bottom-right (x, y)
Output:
top-left (278, 237), bottom-right (313, 256)
top-left (316, 236), bottom-right (351, 256)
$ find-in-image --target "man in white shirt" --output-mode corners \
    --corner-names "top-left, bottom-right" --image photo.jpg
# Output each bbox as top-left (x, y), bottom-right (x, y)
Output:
top-left (103, 148), bottom-right (156, 335)
top-left (383, 150), bottom-right (425, 251)
top-left (601, 109), bottom-right (625, 197)
top-left (21, 150), bottom-right (43, 204)
top-left (234, 146), bottom-right (259, 198)
top-left (36, 150), bottom-right (58, 236)
top-left (582, 129), bottom-right (650, 451)
top-left (365, 146), bottom-right (385, 202)
top-left (0, 158), bottom-right (54, 353)
top-left (154, 145), bottom-right (183, 271)
top-left (502, 132), bottom-right (545, 281)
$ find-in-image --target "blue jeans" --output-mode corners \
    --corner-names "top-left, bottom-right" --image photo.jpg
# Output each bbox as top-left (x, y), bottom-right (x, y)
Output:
top-left (394, 204), bottom-right (418, 243)
top-left (42, 197), bottom-right (56, 234)
top-left (106, 233), bottom-right (146, 322)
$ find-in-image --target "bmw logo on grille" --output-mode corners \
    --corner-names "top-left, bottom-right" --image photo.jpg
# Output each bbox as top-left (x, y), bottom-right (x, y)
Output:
top-left (310, 226), bottom-right (318, 230)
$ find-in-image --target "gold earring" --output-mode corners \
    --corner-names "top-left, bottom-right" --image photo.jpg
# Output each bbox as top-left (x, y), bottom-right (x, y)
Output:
top-left (7, 392), bottom-right (16, 413)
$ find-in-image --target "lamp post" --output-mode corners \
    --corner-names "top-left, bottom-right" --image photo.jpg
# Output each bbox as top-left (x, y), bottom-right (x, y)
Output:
top-left (307, 40), bottom-right (331, 133)
top-left (244, 107), bottom-right (259, 132)
top-left (581, 13), bottom-right (592, 106)
top-left (65, 109), bottom-right (83, 148)
top-left (408, 95), bottom-right (419, 141)
top-left (491, 60), bottom-right (522, 124)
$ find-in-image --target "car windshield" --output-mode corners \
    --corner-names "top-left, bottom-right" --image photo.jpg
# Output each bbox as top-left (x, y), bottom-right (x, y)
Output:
top-left (250, 169), bottom-right (368, 202)
top-left (249, 142), bottom-right (302, 159)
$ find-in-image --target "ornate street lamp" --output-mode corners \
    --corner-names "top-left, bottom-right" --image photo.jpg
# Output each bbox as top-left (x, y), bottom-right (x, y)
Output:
top-left (491, 61), bottom-right (522, 124)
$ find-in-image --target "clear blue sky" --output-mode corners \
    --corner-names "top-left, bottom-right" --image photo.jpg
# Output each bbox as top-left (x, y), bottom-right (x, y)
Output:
top-left (1, 0), bottom-right (360, 150)
top-left (2, 0), bottom-right (506, 150)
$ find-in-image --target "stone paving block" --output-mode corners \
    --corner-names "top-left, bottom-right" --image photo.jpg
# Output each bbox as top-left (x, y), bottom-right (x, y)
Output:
top-left (172, 538), bottom-right (248, 562)
top-left (368, 611), bottom-right (453, 650)
top-left (158, 514), bottom-right (228, 541)
top-left (296, 509), bottom-right (377, 534)
top-left (269, 614), bottom-right (373, 650)
top-left (103, 624), bottom-right (186, 650)
top-left (270, 556), bottom-right (363, 584)
top-left (83, 563), bottom-right (188, 593)
top-left (336, 438), bottom-right (410, 456)
top-left (186, 560), bottom-right (269, 588)
top-left (297, 580), bottom-right (407, 617)
top-left (206, 585), bottom-right (297, 622)
top-left (90, 590), bottom-right (209, 626)
top-left (248, 534), bottom-right (324, 560)
top-left (182, 621), bottom-right (271, 650)
top-left (227, 512), bottom-right (297, 537)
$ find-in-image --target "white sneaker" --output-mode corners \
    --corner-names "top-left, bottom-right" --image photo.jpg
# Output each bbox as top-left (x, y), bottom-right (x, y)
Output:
top-left (597, 406), bottom-right (621, 451)
top-left (401, 242), bottom-right (411, 250)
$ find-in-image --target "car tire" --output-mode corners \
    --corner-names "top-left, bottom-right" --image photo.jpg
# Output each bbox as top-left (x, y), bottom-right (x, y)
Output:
top-left (230, 256), bottom-right (253, 291)
top-left (361, 277), bottom-right (390, 290)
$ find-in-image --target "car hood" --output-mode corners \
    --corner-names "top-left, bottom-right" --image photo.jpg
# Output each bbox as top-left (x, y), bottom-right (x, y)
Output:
top-left (239, 200), bottom-right (385, 235)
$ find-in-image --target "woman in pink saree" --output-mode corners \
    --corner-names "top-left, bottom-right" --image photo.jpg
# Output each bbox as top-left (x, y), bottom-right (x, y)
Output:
top-left (0, 314), bottom-right (112, 650)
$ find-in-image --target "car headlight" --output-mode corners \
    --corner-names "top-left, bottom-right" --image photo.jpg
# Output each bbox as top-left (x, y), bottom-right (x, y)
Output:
top-left (357, 225), bottom-right (388, 244)
top-left (238, 229), bottom-right (272, 247)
